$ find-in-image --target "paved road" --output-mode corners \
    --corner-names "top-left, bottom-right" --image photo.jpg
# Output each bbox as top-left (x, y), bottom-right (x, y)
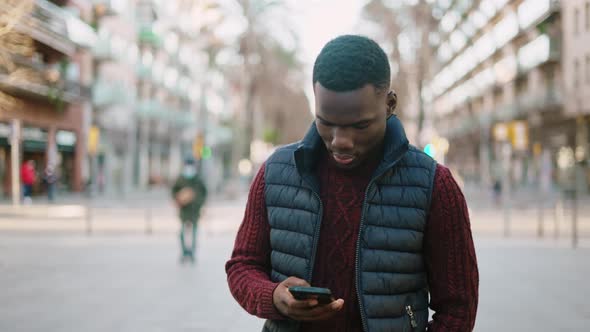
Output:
top-left (1, 193), bottom-right (589, 331)
top-left (474, 236), bottom-right (589, 331)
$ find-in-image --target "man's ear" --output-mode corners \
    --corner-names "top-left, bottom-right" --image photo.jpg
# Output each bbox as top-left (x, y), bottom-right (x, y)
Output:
top-left (387, 90), bottom-right (397, 118)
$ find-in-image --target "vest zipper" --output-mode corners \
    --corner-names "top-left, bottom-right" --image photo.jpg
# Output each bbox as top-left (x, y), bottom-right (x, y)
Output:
top-left (355, 182), bottom-right (372, 332)
top-left (405, 305), bottom-right (418, 329)
top-left (356, 156), bottom-right (406, 332)
top-left (293, 188), bottom-right (322, 332)
top-left (307, 191), bottom-right (323, 282)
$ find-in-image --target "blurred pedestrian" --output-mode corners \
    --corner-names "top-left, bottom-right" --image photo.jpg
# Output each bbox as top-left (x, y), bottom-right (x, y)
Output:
top-left (226, 35), bottom-right (478, 332)
top-left (493, 179), bottom-right (502, 206)
top-left (172, 157), bottom-right (207, 263)
top-left (21, 160), bottom-right (36, 204)
top-left (43, 164), bottom-right (58, 203)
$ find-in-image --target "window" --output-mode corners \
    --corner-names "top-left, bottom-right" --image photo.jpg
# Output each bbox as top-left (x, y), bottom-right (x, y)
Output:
top-left (574, 8), bottom-right (580, 35)
top-left (574, 60), bottom-right (580, 88)
top-left (586, 55), bottom-right (590, 84)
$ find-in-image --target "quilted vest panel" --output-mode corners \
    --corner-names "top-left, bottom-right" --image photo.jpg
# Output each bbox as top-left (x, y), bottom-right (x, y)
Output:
top-left (263, 145), bottom-right (436, 332)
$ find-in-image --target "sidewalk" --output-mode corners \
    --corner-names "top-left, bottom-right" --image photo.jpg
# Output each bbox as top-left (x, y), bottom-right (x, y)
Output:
top-left (1, 207), bottom-right (588, 331)
top-left (0, 188), bottom-right (168, 220)
top-left (463, 182), bottom-right (569, 210)
top-left (0, 187), bottom-right (249, 236)
top-left (2, 182), bottom-right (589, 242)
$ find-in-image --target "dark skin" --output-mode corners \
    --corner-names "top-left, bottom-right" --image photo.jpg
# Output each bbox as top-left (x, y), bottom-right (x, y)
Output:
top-left (315, 82), bottom-right (396, 169)
top-left (272, 82), bottom-right (397, 321)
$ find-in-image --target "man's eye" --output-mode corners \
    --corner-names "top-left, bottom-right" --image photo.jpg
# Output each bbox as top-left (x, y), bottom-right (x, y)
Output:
top-left (354, 123), bottom-right (370, 129)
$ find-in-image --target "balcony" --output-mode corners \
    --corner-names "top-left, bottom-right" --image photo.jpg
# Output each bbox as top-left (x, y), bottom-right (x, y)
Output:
top-left (136, 63), bottom-right (152, 79)
top-left (93, 36), bottom-right (115, 61)
top-left (138, 26), bottom-right (161, 46)
top-left (93, 0), bottom-right (127, 16)
top-left (446, 115), bottom-right (479, 139)
top-left (443, 86), bottom-right (563, 139)
top-left (136, 101), bottom-right (196, 128)
top-left (0, 56), bottom-right (90, 103)
top-left (93, 80), bottom-right (134, 108)
top-left (0, 75), bottom-right (91, 104)
top-left (494, 86), bottom-right (563, 122)
top-left (137, 99), bottom-right (166, 119)
top-left (171, 111), bottom-right (196, 128)
top-left (9, 0), bottom-right (96, 56)
top-left (517, 35), bottom-right (560, 75)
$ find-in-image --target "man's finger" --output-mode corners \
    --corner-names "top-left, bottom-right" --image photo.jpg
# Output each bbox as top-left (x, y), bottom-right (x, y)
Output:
top-left (287, 299), bottom-right (344, 321)
top-left (284, 297), bottom-right (318, 309)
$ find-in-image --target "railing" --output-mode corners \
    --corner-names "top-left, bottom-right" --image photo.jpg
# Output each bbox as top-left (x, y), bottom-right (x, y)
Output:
top-left (93, 37), bottom-right (115, 61)
top-left (494, 86), bottom-right (563, 122)
top-left (12, 0), bottom-right (76, 55)
top-left (0, 56), bottom-right (90, 103)
top-left (8, 0), bottom-right (96, 55)
top-left (443, 86), bottom-right (563, 139)
top-left (61, 79), bottom-right (92, 101)
top-left (135, 100), bottom-right (196, 128)
top-left (93, 80), bottom-right (134, 108)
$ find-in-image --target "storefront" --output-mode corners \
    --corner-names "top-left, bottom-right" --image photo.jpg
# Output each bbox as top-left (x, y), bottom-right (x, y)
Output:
top-left (0, 121), bottom-right (81, 198)
top-left (55, 130), bottom-right (77, 191)
top-left (0, 123), bottom-right (10, 198)
top-left (0, 123), bottom-right (50, 197)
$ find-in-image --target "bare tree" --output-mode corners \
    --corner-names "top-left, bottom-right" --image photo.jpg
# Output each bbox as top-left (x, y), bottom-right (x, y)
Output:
top-left (362, 0), bottom-right (437, 144)
top-left (234, 0), bottom-right (309, 156)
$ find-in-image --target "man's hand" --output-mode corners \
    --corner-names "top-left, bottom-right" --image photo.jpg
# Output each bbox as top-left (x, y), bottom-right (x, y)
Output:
top-left (272, 277), bottom-right (344, 321)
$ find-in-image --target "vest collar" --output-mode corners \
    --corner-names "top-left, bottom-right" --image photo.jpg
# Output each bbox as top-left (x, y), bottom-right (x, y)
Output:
top-left (293, 115), bottom-right (409, 176)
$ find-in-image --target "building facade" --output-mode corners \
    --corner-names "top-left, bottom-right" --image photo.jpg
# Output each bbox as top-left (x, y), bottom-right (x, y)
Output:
top-left (0, 0), bottom-right (95, 199)
top-left (92, 0), bottom-right (139, 195)
top-left (424, 0), bottom-right (589, 192)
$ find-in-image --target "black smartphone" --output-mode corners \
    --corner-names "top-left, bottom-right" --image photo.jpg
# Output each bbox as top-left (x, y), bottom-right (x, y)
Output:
top-left (288, 286), bottom-right (333, 304)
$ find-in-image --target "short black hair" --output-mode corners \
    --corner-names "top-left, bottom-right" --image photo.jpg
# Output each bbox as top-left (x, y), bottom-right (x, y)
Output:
top-left (313, 35), bottom-right (390, 93)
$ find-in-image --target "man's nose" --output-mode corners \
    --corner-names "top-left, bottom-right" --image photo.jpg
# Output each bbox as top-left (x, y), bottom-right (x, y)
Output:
top-left (331, 127), bottom-right (354, 152)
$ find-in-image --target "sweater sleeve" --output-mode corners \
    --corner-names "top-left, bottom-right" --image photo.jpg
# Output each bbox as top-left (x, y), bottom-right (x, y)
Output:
top-left (425, 165), bottom-right (479, 332)
top-left (225, 163), bottom-right (285, 320)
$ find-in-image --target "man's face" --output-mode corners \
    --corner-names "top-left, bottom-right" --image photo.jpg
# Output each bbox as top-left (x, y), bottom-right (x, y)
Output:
top-left (314, 82), bottom-right (391, 169)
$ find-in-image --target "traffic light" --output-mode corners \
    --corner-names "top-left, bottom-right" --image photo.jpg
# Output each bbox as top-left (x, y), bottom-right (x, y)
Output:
top-left (193, 134), bottom-right (212, 160)
top-left (193, 134), bottom-right (204, 160)
top-left (201, 146), bottom-right (212, 160)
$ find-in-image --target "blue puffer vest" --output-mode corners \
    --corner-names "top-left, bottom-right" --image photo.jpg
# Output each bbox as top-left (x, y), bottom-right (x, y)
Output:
top-left (262, 116), bottom-right (437, 332)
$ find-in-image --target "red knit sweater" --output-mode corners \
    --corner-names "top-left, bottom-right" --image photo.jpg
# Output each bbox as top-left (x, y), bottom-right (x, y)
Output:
top-left (226, 155), bottom-right (478, 332)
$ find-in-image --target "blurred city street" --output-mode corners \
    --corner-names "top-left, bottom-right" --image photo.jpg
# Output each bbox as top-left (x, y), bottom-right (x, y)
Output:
top-left (2, 0), bottom-right (590, 331)
top-left (1, 188), bottom-right (589, 332)
top-left (0, 191), bottom-right (266, 332)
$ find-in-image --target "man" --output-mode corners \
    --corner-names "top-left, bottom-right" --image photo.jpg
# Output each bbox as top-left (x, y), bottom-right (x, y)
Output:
top-left (172, 157), bottom-right (207, 263)
top-left (226, 35), bottom-right (478, 332)
top-left (21, 160), bottom-right (36, 204)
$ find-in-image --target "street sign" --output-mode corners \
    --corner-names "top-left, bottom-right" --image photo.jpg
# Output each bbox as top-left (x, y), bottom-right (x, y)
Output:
top-left (493, 121), bottom-right (528, 150)
top-left (510, 121), bottom-right (528, 151)
top-left (87, 126), bottom-right (100, 156)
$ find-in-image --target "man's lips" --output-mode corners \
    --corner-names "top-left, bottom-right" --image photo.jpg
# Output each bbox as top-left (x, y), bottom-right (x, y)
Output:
top-left (332, 153), bottom-right (355, 165)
